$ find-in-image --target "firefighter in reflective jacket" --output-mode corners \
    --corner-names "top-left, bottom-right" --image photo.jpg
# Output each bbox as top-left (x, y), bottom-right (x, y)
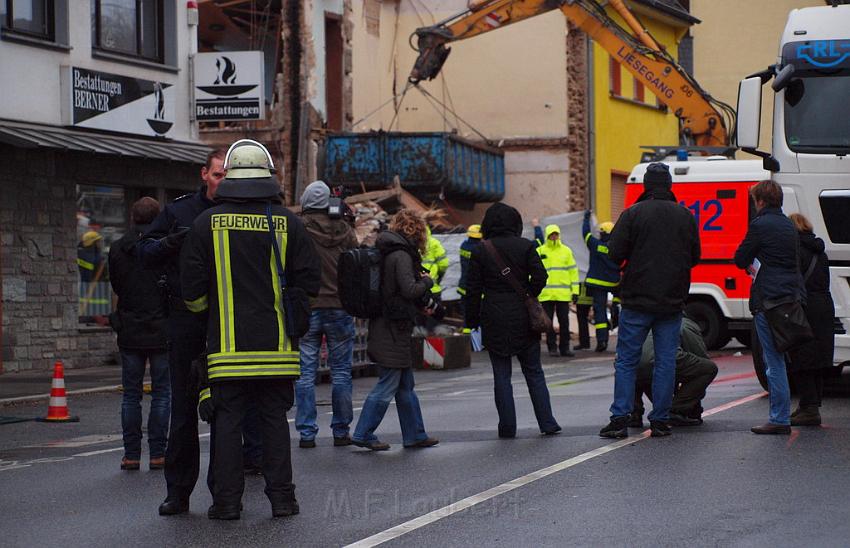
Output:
top-left (422, 227), bottom-right (449, 298)
top-left (536, 224), bottom-right (580, 357)
top-left (181, 139), bottom-right (320, 520)
top-left (583, 210), bottom-right (621, 352)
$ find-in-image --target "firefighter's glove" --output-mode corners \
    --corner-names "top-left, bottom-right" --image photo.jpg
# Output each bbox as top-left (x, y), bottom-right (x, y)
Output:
top-left (162, 225), bottom-right (190, 251)
top-left (198, 389), bottom-right (214, 423)
top-left (584, 210), bottom-right (591, 220)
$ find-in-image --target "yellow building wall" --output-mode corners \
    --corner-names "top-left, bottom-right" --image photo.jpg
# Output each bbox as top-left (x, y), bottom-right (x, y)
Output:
top-left (592, 10), bottom-right (682, 223)
top-left (690, 0), bottom-right (823, 154)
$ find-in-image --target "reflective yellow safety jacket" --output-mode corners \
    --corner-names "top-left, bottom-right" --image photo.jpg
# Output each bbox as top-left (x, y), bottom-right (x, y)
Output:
top-left (536, 224), bottom-right (579, 302)
top-left (180, 201), bottom-right (320, 382)
top-left (422, 228), bottom-right (448, 295)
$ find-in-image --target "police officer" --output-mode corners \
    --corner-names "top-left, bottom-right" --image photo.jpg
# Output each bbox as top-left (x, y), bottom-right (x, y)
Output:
top-left (139, 150), bottom-right (225, 515)
top-left (582, 211), bottom-right (620, 352)
top-left (458, 224), bottom-right (483, 313)
top-left (181, 139), bottom-right (320, 520)
top-left (536, 224), bottom-right (580, 357)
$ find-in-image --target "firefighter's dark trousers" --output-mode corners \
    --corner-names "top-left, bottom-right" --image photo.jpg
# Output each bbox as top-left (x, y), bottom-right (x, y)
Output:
top-left (588, 286), bottom-right (610, 345)
top-left (211, 379), bottom-right (295, 506)
top-left (164, 311), bottom-right (210, 500)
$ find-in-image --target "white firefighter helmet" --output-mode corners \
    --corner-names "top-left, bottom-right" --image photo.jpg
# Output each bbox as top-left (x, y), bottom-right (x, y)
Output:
top-left (217, 139), bottom-right (281, 199)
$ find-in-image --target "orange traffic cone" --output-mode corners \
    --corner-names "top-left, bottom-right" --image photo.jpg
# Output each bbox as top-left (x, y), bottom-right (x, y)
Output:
top-left (36, 360), bottom-right (79, 423)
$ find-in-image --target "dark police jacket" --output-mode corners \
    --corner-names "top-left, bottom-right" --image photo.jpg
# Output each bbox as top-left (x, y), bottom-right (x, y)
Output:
top-left (734, 207), bottom-right (802, 313)
top-left (180, 200), bottom-right (320, 382)
top-left (458, 237), bottom-right (481, 296)
top-left (138, 187), bottom-right (216, 308)
top-left (608, 188), bottom-right (700, 315)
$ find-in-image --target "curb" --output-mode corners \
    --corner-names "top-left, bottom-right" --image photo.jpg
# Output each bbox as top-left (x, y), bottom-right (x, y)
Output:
top-left (0, 384), bottom-right (122, 406)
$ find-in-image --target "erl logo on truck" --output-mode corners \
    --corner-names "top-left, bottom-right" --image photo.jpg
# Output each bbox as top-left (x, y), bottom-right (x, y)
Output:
top-left (795, 40), bottom-right (850, 68)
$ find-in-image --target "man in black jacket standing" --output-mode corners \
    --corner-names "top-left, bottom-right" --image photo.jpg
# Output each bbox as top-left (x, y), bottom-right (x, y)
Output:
top-left (138, 149), bottom-right (226, 515)
top-left (600, 163), bottom-right (700, 439)
top-left (109, 197), bottom-right (170, 471)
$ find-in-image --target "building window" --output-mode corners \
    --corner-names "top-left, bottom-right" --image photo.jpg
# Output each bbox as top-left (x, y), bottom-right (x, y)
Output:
top-left (609, 56), bottom-right (621, 97)
top-left (633, 77), bottom-right (645, 103)
top-left (92, 0), bottom-right (163, 62)
top-left (3, 0), bottom-right (54, 40)
top-left (77, 185), bottom-right (126, 325)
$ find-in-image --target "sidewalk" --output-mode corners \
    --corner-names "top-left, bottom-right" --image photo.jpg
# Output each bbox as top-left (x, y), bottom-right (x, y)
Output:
top-left (0, 365), bottom-right (123, 404)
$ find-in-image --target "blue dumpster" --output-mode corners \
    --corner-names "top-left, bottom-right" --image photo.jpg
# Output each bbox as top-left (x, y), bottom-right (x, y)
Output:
top-left (324, 131), bottom-right (505, 202)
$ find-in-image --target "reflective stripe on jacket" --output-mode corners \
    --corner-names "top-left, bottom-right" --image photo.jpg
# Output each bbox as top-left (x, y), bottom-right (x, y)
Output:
top-left (181, 202), bottom-right (320, 382)
top-left (422, 230), bottom-right (448, 294)
top-left (536, 225), bottom-right (579, 302)
top-left (583, 216), bottom-right (620, 288)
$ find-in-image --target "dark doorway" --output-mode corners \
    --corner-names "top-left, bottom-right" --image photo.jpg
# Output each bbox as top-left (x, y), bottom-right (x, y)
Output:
top-left (325, 13), bottom-right (343, 131)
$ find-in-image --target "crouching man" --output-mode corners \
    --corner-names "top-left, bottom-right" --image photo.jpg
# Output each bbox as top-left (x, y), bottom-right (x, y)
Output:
top-left (631, 316), bottom-right (718, 428)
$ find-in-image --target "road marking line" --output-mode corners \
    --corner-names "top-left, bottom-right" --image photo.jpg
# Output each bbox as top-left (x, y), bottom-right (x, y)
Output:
top-left (0, 385), bottom-right (122, 405)
top-left (344, 391), bottom-right (768, 548)
top-left (31, 434), bottom-right (122, 449)
top-left (74, 447), bottom-right (124, 457)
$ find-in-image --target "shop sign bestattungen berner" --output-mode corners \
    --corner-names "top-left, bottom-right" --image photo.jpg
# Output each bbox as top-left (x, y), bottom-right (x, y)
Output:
top-left (60, 66), bottom-right (175, 137)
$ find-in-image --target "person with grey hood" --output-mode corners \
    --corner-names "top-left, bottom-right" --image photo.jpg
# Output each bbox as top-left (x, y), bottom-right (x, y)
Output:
top-left (295, 181), bottom-right (359, 448)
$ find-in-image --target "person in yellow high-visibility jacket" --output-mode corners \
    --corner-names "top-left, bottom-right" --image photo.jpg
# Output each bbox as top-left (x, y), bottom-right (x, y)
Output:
top-left (536, 224), bottom-right (580, 357)
top-left (422, 227), bottom-right (449, 298)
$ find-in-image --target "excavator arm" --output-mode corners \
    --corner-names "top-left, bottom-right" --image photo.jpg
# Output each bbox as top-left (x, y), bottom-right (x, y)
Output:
top-left (409, 0), bottom-right (733, 147)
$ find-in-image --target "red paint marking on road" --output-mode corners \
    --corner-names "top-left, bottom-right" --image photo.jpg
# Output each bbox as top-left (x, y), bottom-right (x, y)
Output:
top-left (786, 429), bottom-right (800, 448)
top-left (712, 372), bottom-right (757, 384)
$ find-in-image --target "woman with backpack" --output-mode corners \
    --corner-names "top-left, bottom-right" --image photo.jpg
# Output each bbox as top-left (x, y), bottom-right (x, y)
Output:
top-left (351, 209), bottom-right (440, 451)
top-left (465, 203), bottom-right (562, 438)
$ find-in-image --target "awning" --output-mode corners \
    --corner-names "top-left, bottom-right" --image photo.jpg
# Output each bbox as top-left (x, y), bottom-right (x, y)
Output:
top-left (0, 119), bottom-right (211, 164)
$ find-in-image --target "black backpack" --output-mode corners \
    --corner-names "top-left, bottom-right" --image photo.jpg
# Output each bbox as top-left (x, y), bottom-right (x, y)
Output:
top-left (338, 247), bottom-right (384, 319)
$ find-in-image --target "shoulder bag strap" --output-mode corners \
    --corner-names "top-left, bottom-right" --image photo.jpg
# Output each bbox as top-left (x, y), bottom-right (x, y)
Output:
top-left (482, 240), bottom-right (528, 299)
top-left (265, 203), bottom-right (287, 287)
top-left (803, 255), bottom-right (818, 283)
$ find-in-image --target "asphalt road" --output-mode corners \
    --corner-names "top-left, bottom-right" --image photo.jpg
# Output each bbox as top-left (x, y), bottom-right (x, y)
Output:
top-left (1, 347), bottom-right (849, 547)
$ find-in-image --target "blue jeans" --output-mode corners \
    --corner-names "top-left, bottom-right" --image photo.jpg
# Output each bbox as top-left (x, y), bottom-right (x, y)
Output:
top-left (120, 350), bottom-right (170, 460)
top-left (610, 309), bottom-right (682, 422)
top-left (489, 343), bottom-right (560, 435)
top-left (296, 309), bottom-right (355, 440)
top-left (353, 367), bottom-right (428, 446)
top-left (754, 312), bottom-right (791, 425)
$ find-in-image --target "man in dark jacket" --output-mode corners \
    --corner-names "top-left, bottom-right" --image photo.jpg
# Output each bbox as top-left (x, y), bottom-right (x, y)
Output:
top-left (632, 316), bottom-right (718, 427)
top-left (139, 149), bottom-right (226, 516)
top-left (181, 139), bottom-right (320, 519)
top-left (583, 212), bottom-right (620, 352)
top-left (600, 163), bottom-right (700, 439)
top-left (109, 197), bottom-right (170, 471)
top-left (734, 180), bottom-right (801, 435)
top-left (465, 203), bottom-right (561, 438)
top-left (295, 180), bottom-right (359, 449)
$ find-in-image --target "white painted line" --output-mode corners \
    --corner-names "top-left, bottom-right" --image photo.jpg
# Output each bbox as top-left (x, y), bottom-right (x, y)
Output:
top-left (73, 446), bottom-right (124, 457)
top-left (31, 434), bottom-right (122, 449)
top-left (344, 391), bottom-right (768, 548)
top-left (0, 384), bottom-right (122, 405)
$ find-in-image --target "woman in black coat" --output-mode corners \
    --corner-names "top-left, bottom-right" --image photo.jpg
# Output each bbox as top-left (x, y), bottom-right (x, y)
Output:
top-left (465, 203), bottom-right (561, 438)
top-left (352, 210), bottom-right (439, 451)
top-left (788, 213), bottom-right (834, 426)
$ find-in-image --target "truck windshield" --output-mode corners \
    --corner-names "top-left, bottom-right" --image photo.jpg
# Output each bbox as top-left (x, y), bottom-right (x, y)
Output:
top-left (784, 74), bottom-right (850, 154)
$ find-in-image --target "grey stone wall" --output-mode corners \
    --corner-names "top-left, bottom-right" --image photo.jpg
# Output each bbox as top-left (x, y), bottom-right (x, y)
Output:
top-left (0, 144), bottom-right (198, 373)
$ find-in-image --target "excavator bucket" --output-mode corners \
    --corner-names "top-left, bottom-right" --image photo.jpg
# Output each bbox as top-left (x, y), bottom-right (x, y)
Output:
top-left (409, 32), bottom-right (452, 83)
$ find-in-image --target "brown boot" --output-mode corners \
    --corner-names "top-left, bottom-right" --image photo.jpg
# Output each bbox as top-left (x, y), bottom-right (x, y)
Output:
top-left (751, 423), bottom-right (791, 435)
top-left (790, 406), bottom-right (821, 426)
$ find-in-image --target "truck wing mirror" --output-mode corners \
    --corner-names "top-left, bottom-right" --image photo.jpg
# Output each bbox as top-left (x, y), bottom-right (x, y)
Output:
top-left (771, 64), bottom-right (796, 92)
top-left (736, 77), bottom-right (763, 150)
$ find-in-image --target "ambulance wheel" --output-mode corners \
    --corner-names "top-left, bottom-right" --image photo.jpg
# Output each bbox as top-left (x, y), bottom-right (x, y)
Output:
top-left (685, 300), bottom-right (730, 350)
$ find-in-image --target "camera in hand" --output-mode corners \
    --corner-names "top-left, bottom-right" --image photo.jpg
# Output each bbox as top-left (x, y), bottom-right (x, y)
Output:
top-left (417, 292), bottom-right (446, 321)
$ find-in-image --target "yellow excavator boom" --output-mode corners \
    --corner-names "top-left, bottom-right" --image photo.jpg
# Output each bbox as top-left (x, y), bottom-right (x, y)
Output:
top-left (409, 0), bottom-right (733, 147)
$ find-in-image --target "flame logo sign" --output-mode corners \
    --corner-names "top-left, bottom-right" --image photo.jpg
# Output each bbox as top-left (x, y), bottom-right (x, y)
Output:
top-left (147, 82), bottom-right (173, 136)
top-left (215, 56), bottom-right (237, 85)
